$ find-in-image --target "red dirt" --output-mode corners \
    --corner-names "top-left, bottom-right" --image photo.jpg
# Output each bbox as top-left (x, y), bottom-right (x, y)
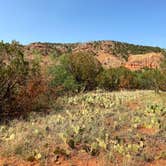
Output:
top-left (56, 156), bottom-right (99, 166)
top-left (125, 101), bottom-right (141, 111)
top-left (96, 52), bottom-right (124, 68)
top-left (138, 127), bottom-right (158, 135)
top-left (146, 159), bottom-right (166, 166)
top-left (1, 154), bottom-right (165, 166)
top-left (48, 152), bottom-right (107, 166)
top-left (0, 156), bottom-right (40, 166)
top-left (0, 153), bottom-right (100, 166)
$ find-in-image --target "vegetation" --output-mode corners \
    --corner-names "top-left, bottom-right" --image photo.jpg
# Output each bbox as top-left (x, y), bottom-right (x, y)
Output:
top-left (96, 67), bottom-right (134, 90)
top-left (0, 41), bottom-right (48, 119)
top-left (49, 52), bottom-right (166, 94)
top-left (0, 41), bottom-right (166, 165)
top-left (96, 66), bottom-right (166, 92)
top-left (48, 52), bottom-right (103, 94)
top-left (0, 41), bottom-right (165, 119)
top-left (26, 40), bottom-right (166, 60)
top-left (112, 41), bottom-right (163, 60)
top-left (68, 52), bottom-right (103, 90)
top-left (0, 90), bottom-right (165, 165)
top-left (48, 54), bottom-right (81, 94)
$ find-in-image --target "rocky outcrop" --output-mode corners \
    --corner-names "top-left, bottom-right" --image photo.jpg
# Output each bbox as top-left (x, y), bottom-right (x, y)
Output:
top-left (96, 52), bottom-right (124, 68)
top-left (125, 53), bottom-right (164, 70)
top-left (25, 43), bottom-right (70, 56)
top-left (24, 41), bottom-right (165, 71)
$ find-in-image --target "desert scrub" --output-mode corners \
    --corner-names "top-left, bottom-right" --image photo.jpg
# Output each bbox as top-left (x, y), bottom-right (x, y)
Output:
top-left (59, 90), bottom-right (146, 110)
top-left (132, 103), bottom-right (166, 131)
top-left (0, 90), bottom-right (165, 165)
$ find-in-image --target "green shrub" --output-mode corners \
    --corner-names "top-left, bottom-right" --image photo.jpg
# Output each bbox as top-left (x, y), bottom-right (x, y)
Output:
top-left (115, 67), bottom-right (135, 89)
top-left (132, 69), bottom-right (164, 91)
top-left (96, 69), bottom-right (118, 90)
top-left (68, 52), bottom-right (103, 90)
top-left (96, 66), bottom-right (166, 92)
top-left (112, 41), bottom-right (163, 60)
top-left (96, 67), bottom-right (135, 90)
top-left (48, 55), bottom-right (81, 94)
top-left (0, 41), bottom-right (46, 119)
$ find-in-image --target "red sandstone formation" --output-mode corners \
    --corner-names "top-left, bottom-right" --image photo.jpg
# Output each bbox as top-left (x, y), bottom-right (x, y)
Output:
top-left (125, 53), bottom-right (164, 70)
top-left (24, 42), bottom-right (165, 71)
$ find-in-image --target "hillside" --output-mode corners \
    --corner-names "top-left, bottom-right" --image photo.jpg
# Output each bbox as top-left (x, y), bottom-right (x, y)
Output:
top-left (0, 41), bottom-right (166, 166)
top-left (24, 40), bottom-right (166, 70)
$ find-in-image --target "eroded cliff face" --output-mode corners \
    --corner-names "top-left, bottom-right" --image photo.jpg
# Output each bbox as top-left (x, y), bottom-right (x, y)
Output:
top-left (24, 41), bottom-right (165, 71)
top-left (96, 52), bottom-right (164, 70)
top-left (96, 52), bottom-right (124, 68)
top-left (24, 41), bottom-right (115, 56)
top-left (125, 53), bottom-right (164, 70)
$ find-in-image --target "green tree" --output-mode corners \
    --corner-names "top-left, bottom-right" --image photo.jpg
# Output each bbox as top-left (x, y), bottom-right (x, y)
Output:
top-left (0, 41), bottom-right (44, 118)
top-left (96, 67), bottom-right (134, 91)
top-left (68, 52), bottom-right (103, 90)
top-left (48, 54), bottom-right (81, 94)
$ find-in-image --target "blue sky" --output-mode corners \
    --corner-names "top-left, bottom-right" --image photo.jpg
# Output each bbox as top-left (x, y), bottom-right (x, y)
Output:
top-left (0, 0), bottom-right (165, 47)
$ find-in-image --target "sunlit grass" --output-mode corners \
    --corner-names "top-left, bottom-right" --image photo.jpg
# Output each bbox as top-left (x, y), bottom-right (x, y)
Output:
top-left (0, 90), bottom-right (165, 165)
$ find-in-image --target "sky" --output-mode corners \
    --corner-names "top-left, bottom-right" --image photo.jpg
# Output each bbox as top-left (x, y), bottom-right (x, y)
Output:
top-left (0, 0), bottom-right (165, 48)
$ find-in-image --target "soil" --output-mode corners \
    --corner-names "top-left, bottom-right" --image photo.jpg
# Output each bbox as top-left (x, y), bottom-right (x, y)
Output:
top-left (0, 156), bottom-right (39, 166)
top-left (146, 159), bottom-right (166, 166)
top-left (138, 127), bottom-right (158, 135)
top-left (0, 151), bottom-right (165, 166)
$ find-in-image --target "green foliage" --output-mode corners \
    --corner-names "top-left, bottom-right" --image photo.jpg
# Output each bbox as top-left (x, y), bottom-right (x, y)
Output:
top-left (68, 52), bottom-right (103, 90)
top-left (96, 69), bottom-right (116, 90)
top-left (0, 41), bottom-right (45, 119)
top-left (112, 41), bottom-right (163, 60)
top-left (133, 68), bottom-right (166, 91)
top-left (96, 66), bottom-right (166, 92)
top-left (49, 52), bottom-right (103, 93)
top-left (48, 54), bottom-right (81, 94)
top-left (49, 52), bottom-right (166, 92)
top-left (115, 67), bottom-right (135, 89)
top-left (97, 67), bottom-right (134, 90)
top-left (96, 68), bottom-right (127, 90)
top-left (49, 50), bottom-right (166, 93)
top-left (0, 41), bottom-right (28, 115)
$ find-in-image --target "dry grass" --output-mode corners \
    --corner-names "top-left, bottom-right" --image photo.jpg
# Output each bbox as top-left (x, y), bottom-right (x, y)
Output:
top-left (0, 90), bottom-right (165, 165)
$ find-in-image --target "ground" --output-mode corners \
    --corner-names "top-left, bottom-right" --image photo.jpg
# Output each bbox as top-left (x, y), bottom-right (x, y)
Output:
top-left (0, 90), bottom-right (165, 166)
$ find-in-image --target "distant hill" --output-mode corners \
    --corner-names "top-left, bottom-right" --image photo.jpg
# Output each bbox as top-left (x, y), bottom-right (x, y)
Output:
top-left (23, 40), bottom-right (166, 70)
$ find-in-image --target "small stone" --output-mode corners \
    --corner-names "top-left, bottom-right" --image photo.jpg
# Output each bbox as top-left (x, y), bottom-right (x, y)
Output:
top-left (54, 155), bottom-right (59, 162)
top-left (55, 161), bottom-right (61, 165)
